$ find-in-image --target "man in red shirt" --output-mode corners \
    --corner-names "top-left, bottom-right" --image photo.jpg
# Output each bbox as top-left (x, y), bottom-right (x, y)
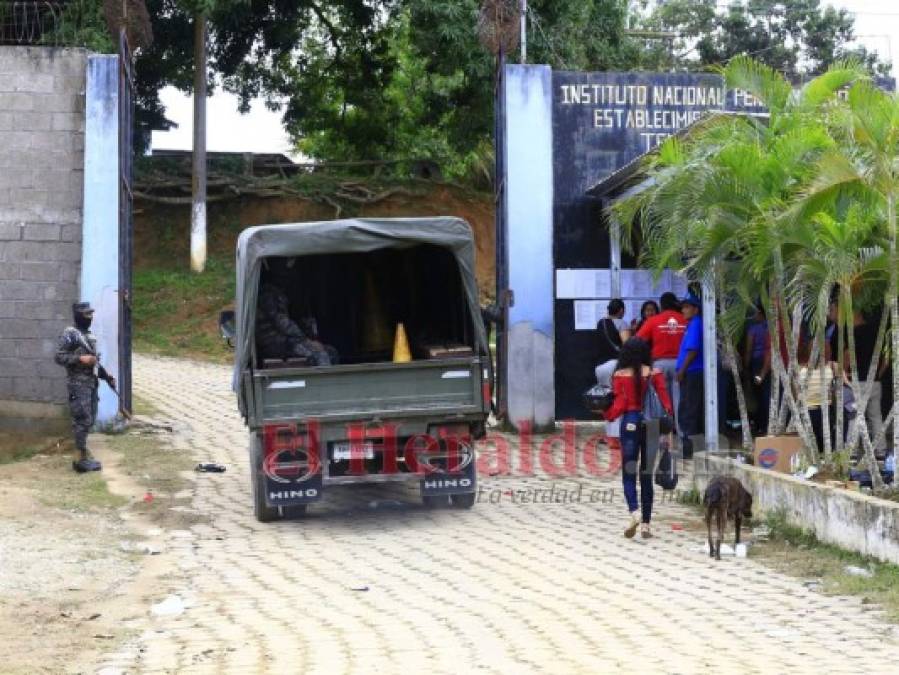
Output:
top-left (637, 292), bottom-right (687, 432)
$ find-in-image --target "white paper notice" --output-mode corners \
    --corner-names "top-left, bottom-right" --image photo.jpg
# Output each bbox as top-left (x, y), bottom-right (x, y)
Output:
top-left (621, 269), bottom-right (672, 298)
top-left (574, 300), bottom-right (606, 330)
top-left (556, 269), bottom-right (612, 299)
top-left (670, 272), bottom-right (689, 296)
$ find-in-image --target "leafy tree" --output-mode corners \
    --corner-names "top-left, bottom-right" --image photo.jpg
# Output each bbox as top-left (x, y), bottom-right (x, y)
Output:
top-left (634, 0), bottom-right (889, 77)
top-left (121, 0), bottom-right (888, 178)
top-left (234, 0), bottom-right (641, 175)
top-left (131, 0), bottom-right (398, 154)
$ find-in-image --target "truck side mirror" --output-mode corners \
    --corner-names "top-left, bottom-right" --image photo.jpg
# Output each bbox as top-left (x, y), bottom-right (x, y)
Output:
top-left (219, 310), bottom-right (236, 348)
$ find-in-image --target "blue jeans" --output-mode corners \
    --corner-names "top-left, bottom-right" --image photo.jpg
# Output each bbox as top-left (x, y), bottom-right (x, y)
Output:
top-left (620, 411), bottom-right (657, 523)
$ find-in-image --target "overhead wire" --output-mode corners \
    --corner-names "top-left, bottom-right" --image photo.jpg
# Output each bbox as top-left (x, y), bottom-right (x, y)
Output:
top-left (526, 7), bottom-right (571, 71)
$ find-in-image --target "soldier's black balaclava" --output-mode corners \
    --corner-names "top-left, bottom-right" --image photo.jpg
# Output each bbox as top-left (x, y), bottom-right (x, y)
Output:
top-left (73, 304), bottom-right (93, 331)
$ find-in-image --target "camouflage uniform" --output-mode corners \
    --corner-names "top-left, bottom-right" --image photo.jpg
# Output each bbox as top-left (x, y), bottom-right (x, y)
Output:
top-left (256, 284), bottom-right (334, 365)
top-left (55, 325), bottom-right (105, 454)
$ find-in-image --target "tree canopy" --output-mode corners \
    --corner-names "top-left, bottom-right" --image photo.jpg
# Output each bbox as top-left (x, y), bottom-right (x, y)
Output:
top-left (60, 0), bottom-right (891, 179)
top-left (633, 0), bottom-right (890, 77)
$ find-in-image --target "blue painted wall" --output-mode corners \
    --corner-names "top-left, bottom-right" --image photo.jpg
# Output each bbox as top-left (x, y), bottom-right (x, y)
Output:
top-left (81, 55), bottom-right (120, 424)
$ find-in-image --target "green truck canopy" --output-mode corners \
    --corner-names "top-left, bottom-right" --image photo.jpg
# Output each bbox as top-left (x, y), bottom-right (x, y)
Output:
top-left (232, 217), bottom-right (489, 406)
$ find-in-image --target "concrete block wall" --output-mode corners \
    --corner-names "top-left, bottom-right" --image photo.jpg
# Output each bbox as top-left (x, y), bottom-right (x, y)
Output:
top-left (0, 47), bottom-right (87, 427)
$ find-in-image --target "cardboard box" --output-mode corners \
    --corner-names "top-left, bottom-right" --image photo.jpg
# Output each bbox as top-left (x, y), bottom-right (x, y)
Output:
top-left (754, 435), bottom-right (803, 473)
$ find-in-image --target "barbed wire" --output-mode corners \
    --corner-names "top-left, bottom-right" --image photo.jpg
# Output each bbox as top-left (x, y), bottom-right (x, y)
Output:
top-left (0, 1), bottom-right (69, 45)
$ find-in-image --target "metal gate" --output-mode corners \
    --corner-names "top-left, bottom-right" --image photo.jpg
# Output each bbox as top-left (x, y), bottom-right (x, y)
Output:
top-left (118, 30), bottom-right (134, 414)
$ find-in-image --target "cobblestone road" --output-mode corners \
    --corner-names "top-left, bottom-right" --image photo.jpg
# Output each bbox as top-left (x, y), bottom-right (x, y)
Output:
top-left (98, 355), bottom-right (899, 674)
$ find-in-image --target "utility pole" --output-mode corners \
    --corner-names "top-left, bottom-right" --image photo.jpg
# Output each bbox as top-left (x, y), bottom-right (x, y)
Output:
top-left (190, 12), bottom-right (207, 273)
top-left (520, 0), bottom-right (527, 63)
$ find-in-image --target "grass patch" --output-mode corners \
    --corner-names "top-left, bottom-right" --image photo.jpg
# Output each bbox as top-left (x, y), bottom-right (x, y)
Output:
top-left (753, 510), bottom-right (899, 621)
top-left (132, 256), bottom-right (235, 363)
top-left (34, 456), bottom-right (128, 511)
top-left (104, 427), bottom-right (208, 527)
top-left (0, 433), bottom-right (68, 464)
top-left (108, 431), bottom-right (193, 495)
top-left (675, 487), bottom-right (702, 506)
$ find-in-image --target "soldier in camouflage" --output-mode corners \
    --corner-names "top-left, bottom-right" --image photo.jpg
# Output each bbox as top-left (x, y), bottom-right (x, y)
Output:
top-left (55, 302), bottom-right (115, 473)
top-left (256, 283), bottom-right (336, 365)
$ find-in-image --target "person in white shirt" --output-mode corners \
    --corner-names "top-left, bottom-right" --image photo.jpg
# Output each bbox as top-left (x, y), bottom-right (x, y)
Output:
top-left (797, 343), bottom-right (839, 454)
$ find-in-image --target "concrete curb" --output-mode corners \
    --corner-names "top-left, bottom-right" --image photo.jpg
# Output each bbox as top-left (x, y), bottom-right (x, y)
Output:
top-left (693, 451), bottom-right (899, 564)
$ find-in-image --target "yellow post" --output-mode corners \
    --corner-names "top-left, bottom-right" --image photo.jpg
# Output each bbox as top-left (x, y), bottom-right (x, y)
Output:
top-left (393, 323), bottom-right (412, 363)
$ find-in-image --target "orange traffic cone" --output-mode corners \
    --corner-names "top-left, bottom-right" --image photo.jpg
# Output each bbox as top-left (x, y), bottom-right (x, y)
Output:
top-left (393, 323), bottom-right (411, 363)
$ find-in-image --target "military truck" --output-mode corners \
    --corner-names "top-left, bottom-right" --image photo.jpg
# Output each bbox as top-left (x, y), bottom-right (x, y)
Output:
top-left (228, 218), bottom-right (491, 522)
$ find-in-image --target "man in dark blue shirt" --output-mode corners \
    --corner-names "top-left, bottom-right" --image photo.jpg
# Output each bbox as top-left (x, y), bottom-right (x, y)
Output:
top-left (676, 294), bottom-right (703, 458)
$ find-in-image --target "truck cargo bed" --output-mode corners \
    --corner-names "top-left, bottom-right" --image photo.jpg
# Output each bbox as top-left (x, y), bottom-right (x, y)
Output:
top-left (250, 357), bottom-right (485, 424)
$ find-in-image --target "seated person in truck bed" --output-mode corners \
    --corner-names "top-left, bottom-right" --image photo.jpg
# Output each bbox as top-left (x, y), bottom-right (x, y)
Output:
top-left (256, 282), bottom-right (338, 365)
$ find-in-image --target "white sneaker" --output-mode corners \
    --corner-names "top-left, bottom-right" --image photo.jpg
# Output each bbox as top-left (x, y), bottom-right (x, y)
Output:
top-left (624, 511), bottom-right (640, 539)
top-left (641, 523), bottom-right (653, 539)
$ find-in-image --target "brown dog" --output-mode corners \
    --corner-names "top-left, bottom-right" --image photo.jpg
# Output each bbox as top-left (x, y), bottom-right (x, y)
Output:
top-left (703, 476), bottom-right (753, 560)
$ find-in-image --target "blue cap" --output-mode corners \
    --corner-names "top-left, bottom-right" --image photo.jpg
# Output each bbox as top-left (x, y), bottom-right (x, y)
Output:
top-left (681, 293), bottom-right (701, 308)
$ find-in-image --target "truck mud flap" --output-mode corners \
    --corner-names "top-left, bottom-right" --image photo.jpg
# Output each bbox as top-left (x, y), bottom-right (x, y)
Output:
top-left (264, 471), bottom-right (323, 506)
top-left (420, 460), bottom-right (477, 497)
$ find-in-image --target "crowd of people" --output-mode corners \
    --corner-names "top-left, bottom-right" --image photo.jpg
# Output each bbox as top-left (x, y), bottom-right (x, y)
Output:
top-left (738, 303), bottom-right (893, 460)
top-left (594, 291), bottom-right (896, 539)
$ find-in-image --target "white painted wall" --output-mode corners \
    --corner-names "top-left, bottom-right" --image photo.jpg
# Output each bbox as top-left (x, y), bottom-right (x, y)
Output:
top-left (81, 55), bottom-right (120, 424)
top-left (503, 65), bottom-right (555, 429)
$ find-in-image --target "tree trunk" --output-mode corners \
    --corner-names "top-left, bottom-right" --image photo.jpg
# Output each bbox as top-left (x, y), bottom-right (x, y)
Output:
top-left (769, 264), bottom-right (818, 459)
top-left (190, 13), bottom-right (208, 274)
top-left (766, 296), bottom-right (783, 435)
top-left (725, 335), bottom-right (753, 452)
top-left (716, 274), bottom-right (752, 452)
top-left (846, 307), bottom-right (888, 452)
top-left (889, 193), bottom-right (899, 453)
top-left (818, 324), bottom-right (832, 460)
top-left (835, 299), bottom-right (845, 453)
top-left (843, 287), bottom-right (883, 489)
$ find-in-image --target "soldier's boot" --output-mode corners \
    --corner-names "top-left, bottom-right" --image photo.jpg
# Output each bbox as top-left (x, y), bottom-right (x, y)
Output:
top-left (72, 449), bottom-right (102, 473)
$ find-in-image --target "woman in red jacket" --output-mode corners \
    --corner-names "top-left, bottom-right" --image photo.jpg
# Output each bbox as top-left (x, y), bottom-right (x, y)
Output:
top-left (603, 338), bottom-right (674, 539)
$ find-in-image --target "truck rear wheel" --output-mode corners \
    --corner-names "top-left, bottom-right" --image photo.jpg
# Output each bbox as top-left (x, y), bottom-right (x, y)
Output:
top-left (422, 495), bottom-right (448, 508)
top-left (250, 436), bottom-right (280, 523)
top-left (450, 493), bottom-right (476, 509)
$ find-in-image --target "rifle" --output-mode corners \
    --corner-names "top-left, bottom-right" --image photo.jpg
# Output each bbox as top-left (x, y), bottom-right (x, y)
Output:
top-left (70, 328), bottom-right (133, 420)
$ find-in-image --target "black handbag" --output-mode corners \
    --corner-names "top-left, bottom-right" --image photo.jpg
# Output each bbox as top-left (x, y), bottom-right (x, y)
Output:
top-left (655, 444), bottom-right (679, 490)
top-left (583, 383), bottom-right (615, 415)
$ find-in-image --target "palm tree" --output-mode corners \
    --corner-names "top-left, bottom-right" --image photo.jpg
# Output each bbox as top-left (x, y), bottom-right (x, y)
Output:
top-left (798, 82), bottom-right (899, 456)
top-left (789, 205), bottom-right (889, 482)
top-left (613, 57), bottom-right (865, 462)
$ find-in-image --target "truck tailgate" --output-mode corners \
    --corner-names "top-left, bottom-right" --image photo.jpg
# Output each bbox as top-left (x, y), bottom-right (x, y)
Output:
top-left (253, 358), bottom-right (485, 422)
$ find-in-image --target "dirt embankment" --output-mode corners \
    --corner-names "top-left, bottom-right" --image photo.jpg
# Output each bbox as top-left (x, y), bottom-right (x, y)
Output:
top-left (134, 183), bottom-right (496, 296)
